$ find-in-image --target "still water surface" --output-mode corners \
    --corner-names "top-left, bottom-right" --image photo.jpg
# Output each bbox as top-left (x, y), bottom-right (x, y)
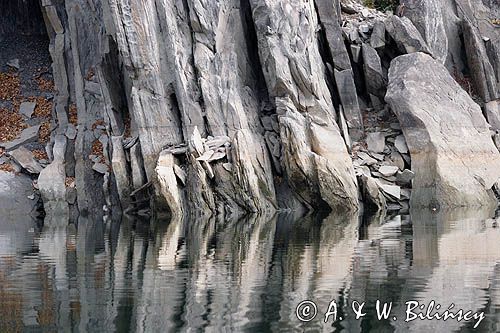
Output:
top-left (1, 209), bottom-right (500, 332)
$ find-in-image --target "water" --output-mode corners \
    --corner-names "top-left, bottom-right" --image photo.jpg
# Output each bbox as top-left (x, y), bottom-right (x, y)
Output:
top-left (1, 208), bottom-right (500, 332)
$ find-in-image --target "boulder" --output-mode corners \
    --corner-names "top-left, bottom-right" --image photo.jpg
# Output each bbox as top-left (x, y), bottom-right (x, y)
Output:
top-left (386, 52), bottom-right (500, 208)
top-left (7, 58), bottom-right (20, 70)
top-left (379, 165), bottom-right (399, 177)
top-left (370, 20), bottom-right (386, 50)
top-left (359, 174), bottom-right (386, 211)
top-left (362, 43), bottom-right (387, 98)
top-left (394, 134), bottom-right (409, 153)
top-left (154, 151), bottom-right (184, 219)
top-left (397, 169), bottom-right (415, 185)
top-left (377, 182), bottom-right (401, 200)
top-left (486, 100), bottom-right (500, 131)
top-left (357, 152), bottom-right (377, 166)
top-left (92, 163), bottom-right (109, 174)
top-left (385, 16), bottom-right (431, 55)
top-left (400, 0), bottom-right (448, 63)
top-left (389, 151), bottom-right (405, 170)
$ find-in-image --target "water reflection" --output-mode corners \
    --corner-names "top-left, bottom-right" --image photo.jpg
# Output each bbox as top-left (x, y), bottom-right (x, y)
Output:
top-left (1, 207), bottom-right (500, 332)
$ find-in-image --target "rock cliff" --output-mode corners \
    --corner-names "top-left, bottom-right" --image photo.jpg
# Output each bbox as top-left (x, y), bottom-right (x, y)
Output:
top-left (0, 0), bottom-right (499, 222)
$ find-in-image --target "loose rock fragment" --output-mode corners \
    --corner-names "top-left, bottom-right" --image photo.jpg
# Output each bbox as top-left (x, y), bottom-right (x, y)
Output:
top-left (173, 164), bottom-right (186, 186)
top-left (7, 59), bottom-right (20, 70)
top-left (360, 174), bottom-right (386, 211)
top-left (378, 182), bottom-right (401, 200)
top-left (357, 152), bottom-right (378, 166)
top-left (92, 163), bottom-right (109, 174)
top-left (379, 165), bottom-right (399, 177)
top-left (366, 132), bottom-right (386, 153)
top-left (9, 147), bottom-right (43, 174)
top-left (396, 169), bottom-right (415, 184)
top-left (19, 102), bottom-right (36, 118)
top-left (394, 135), bottom-right (408, 154)
top-left (190, 126), bottom-right (204, 157)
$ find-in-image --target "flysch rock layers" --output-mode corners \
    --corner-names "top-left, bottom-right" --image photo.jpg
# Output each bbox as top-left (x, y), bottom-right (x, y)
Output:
top-left (32, 0), bottom-right (361, 222)
top-left (3, 0), bottom-right (498, 222)
top-left (249, 0), bottom-right (359, 211)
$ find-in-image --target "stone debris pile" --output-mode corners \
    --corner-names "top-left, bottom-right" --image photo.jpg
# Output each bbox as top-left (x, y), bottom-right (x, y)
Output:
top-left (352, 108), bottom-right (413, 213)
top-left (161, 126), bottom-right (233, 184)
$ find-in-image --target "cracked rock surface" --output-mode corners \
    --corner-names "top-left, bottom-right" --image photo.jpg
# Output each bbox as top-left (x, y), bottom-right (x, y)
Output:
top-left (1, 0), bottom-right (499, 222)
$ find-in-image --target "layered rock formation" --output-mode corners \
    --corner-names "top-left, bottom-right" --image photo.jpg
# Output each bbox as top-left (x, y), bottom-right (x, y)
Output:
top-left (0, 0), bottom-right (499, 221)
top-left (30, 0), bottom-right (361, 221)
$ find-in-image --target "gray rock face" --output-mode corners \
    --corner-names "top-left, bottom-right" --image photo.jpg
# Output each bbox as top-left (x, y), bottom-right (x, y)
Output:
top-left (315, 0), bottom-right (352, 71)
top-left (334, 68), bottom-right (363, 134)
top-left (462, 20), bottom-right (499, 103)
top-left (401, 0), bottom-right (448, 63)
top-left (21, 0), bottom-right (497, 220)
top-left (386, 52), bottom-right (500, 208)
top-left (400, 0), bottom-right (500, 102)
top-left (249, 0), bottom-right (359, 211)
top-left (486, 100), bottom-right (500, 131)
top-left (385, 16), bottom-right (431, 55)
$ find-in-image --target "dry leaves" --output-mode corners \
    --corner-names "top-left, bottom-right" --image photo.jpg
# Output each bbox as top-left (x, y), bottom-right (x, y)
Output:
top-left (31, 96), bottom-right (53, 118)
top-left (0, 108), bottom-right (28, 142)
top-left (68, 104), bottom-right (78, 126)
top-left (32, 149), bottom-right (48, 160)
top-left (85, 67), bottom-right (95, 81)
top-left (92, 119), bottom-right (105, 130)
top-left (35, 77), bottom-right (55, 92)
top-left (123, 113), bottom-right (131, 138)
top-left (38, 121), bottom-right (51, 144)
top-left (92, 139), bottom-right (105, 163)
top-left (0, 163), bottom-right (15, 173)
top-left (0, 72), bottom-right (20, 101)
top-left (65, 177), bottom-right (75, 187)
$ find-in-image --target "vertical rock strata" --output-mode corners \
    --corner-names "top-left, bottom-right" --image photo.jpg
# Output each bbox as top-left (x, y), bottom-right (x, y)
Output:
top-left (34, 0), bottom-right (359, 221)
top-left (8, 0), bottom-right (498, 220)
top-left (248, 0), bottom-right (359, 211)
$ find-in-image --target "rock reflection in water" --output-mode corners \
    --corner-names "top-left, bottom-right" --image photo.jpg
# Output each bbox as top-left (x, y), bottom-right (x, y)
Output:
top-left (1, 208), bottom-right (500, 331)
